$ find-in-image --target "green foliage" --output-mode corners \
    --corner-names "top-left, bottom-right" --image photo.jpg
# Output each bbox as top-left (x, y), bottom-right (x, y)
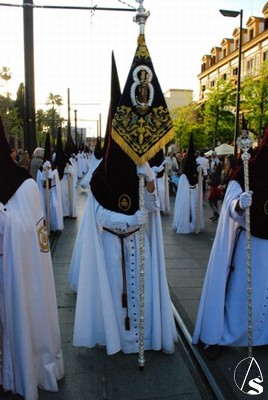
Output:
top-left (241, 60), bottom-right (268, 142)
top-left (171, 102), bottom-right (204, 150)
top-left (203, 80), bottom-right (236, 147)
top-left (0, 94), bottom-right (24, 143)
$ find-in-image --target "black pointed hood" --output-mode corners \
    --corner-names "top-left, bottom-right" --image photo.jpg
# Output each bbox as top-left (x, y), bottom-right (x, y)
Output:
top-left (90, 52), bottom-right (139, 215)
top-left (93, 137), bottom-right (103, 160)
top-left (182, 132), bottom-right (198, 185)
top-left (0, 116), bottom-right (30, 204)
top-left (54, 127), bottom-right (67, 180)
top-left (102, 51), bottom-right (122, 163)
top-left (44, 131), bottom-right (52, 163)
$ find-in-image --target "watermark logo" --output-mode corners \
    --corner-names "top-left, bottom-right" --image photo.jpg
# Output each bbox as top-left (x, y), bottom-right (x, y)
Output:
top-left (234, 357), bottom-right (263, 395)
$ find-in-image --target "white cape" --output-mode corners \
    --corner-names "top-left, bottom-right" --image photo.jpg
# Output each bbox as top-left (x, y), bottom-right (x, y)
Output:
top-left (0, 179), bottom-right (64, 400)
top-left (173, 174), bottom-right (204, 234)
top-left (60, 163), bottom-right (77, 218)
top-left (37, 168), bottom-right (64, 232)
top-left (193, 180), bottom-right (268, 346)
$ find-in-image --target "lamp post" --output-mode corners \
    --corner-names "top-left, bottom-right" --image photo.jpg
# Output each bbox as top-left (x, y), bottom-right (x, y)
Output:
top-left (74, 110), bottom-right (78, 147)
top-left (220, 9), bottom-right (243, 157)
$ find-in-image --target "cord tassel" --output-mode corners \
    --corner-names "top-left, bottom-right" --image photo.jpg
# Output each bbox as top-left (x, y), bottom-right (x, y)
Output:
top-left (125, 316), bottom-right (130, 331)
top-left (122, 293), bottom-right (127, 308)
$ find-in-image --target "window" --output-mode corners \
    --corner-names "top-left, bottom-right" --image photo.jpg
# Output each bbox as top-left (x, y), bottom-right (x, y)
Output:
top-left (233, 67), bottom-right (238, 76)
top-left (263, 51), bottom-right (268, 62)
top-left (249, 29), bottom-right (254, 40)
top-left (247, 59), bottom-right (254, 74)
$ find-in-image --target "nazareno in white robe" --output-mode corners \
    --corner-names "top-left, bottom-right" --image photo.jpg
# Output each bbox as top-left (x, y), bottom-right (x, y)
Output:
top-left (60, 163), bottom-right (77, 218)
top-left (152, 165), bottom-right (170, 213)
top-left (79, 153), bottom-right (102, 190)
top-left (0, 178), bottom-right (64, 400)
top-left (37, 167), bottom-right (64, 232)
top-left (68, 155), bottom-right (102, 291)
top-left (72, 185), bottom-right (177, 355)
top-left (172, 173), bottom-right (204, 234)
top-left (193, 180), bottom-right (268, 347)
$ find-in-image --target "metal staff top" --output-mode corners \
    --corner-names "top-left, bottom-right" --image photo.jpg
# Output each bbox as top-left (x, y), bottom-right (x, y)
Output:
top-left (133, 0), bottom-right (150, 34)
top-left (236, 127), bottom-right (253, 166)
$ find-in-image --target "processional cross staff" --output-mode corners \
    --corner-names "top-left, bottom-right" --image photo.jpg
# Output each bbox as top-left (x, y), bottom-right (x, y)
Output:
top-left (111, 0), bottom-right (174, 369)
top-left (236, 120), bottom-right (253, 358)
top-left (133, 0), bottom-right (150, 370)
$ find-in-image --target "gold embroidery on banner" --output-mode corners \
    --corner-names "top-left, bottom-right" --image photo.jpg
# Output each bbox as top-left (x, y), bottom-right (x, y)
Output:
top-left (136, 35), bottom-right (149, 59)
top-left (112, 105), bottom-right (173, 155)
top-left (118, 194), bottom-right (131, 212)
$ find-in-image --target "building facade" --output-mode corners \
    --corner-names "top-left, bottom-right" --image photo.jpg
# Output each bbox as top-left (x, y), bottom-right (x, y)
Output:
top-left (164, 89), bottom-right (193, 110)
top-left (198, 1), bottom-right (268, 101)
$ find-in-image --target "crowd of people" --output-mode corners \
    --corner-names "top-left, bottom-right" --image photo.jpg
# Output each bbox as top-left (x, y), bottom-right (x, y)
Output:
top-left (2, 107), bottom-right (268, 398)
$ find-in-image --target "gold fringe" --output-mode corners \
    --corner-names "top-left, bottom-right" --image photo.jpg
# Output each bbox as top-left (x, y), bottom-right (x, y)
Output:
top-left (111, 127), bottom-right (175, 166)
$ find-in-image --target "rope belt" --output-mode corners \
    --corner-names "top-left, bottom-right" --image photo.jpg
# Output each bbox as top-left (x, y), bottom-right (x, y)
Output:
top-left (225, 226), bottom-right (244, 293)
top-left (103, 226), bottom-right (139, 331)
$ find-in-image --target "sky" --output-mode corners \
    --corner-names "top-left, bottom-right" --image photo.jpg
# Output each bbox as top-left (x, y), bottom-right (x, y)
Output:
top-left (0, 0), bottom-right (266, 136)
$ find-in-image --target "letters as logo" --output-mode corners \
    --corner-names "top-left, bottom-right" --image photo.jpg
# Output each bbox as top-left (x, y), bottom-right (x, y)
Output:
top-left (234, 357), bottom-right (263, 395)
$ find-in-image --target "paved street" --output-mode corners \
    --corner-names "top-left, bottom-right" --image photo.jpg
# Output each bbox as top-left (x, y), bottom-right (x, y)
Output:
top-left (2, 185), bottom-right (268, 399)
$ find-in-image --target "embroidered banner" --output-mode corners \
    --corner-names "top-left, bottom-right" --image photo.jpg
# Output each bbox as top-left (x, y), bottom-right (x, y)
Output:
top-left (111, 34), bottom-right (174, 165)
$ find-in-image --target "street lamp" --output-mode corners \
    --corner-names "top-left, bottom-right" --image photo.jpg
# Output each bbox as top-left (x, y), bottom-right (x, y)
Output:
top-left (74, 110), bottom-right (78, 147)
top-left (220, 9), bottom-right (243, 157)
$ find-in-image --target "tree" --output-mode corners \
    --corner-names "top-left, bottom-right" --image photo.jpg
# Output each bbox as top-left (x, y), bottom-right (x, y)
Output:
top-left (241, 60), bottom-right (268, 144)
top-left (45, 93), bottom-right (63, 146)
top-left (203, 79), bottom-right (236, 148)
top-left (0, 66), bottom-right (12, 98)
top-left (171, 102), bottom-right (204, 150)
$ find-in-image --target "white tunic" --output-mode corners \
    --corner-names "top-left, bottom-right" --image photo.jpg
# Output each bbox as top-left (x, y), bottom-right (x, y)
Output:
top-left (172, 174), bottom-right (204, 234)
top-left (193, 180), bottom-right (268, 346)
top-left (60, 163), bottom-right (77, 218)
top-left (152, 165), bottom-right (170, 213)
top-left (0, 179), bottom-right (64, 400)
top-left (37, 168), bottom-right (64, 232)
top-left (72, 187), bottom-right (177, 355)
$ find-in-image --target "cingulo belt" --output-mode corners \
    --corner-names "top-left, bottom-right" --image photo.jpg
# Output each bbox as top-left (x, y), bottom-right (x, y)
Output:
top-left (103, 226), bottom-right (139, 330)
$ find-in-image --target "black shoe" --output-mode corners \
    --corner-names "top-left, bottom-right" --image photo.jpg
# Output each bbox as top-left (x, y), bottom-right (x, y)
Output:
top-left (209, 216), bottom-right (214, 220)
top-left (204, 344), bottom-right (222, 360)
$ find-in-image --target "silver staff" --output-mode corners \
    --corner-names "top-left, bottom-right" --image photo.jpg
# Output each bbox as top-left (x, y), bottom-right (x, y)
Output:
top-left (138, 173), bottom-right (145, 369)
top-left (66, 163), bottom-right (74, 217)
top-left (134, 0), bottom-right (150, 370)
top-left (237, 124), bottom-right (253, 358)
top-left (45, 166), bottom-right (51, 236)
top-left (195, 165), bottom-right (203, 234)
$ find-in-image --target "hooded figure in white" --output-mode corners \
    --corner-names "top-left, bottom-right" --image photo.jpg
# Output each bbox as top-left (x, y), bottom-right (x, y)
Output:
top-left (54, 127), bottom-right (77, 219)
top-left (173, 133), bottom-right (204, 234)
top-left (36, 160), bottom-right (64, 232)
top-left (72, 138), bottom-right (177, 355)
top-left (36, 131), bottom-right (64, 232)
top-left (149, 149), bottom-right (170, 213)
top-left (193, 124), bottom-right (268, 353)
top-left (0, 117), bottom-right (64, 400)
